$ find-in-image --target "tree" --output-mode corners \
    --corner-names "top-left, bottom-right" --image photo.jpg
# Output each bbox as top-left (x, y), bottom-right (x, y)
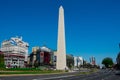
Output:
top-left (66, 54), bottom-right (74, 70)
top-left (0, 51), bottom-right (5, 68)
top-left (34, 60), bottom-right (39, 68)
top-left (102, 57), bottom-right (113, 68)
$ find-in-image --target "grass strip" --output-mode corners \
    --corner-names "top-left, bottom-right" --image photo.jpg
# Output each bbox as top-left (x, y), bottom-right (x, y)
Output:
top-left (0, 70), bottom-right (63, 75)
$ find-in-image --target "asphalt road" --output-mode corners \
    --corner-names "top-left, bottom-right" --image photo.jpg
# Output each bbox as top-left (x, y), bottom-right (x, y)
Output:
top-left (0, 70), bottom-right (120, 80)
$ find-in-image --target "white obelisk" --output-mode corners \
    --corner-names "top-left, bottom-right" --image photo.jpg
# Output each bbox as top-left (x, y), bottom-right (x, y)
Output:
top-left (56, 6), bottom-right (66, 70)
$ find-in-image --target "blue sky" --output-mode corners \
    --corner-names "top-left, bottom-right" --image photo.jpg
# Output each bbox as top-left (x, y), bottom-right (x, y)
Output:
top-left (0, 0), bottom-right (120, 65)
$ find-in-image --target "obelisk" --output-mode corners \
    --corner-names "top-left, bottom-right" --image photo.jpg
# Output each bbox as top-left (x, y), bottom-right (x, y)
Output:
top-left (56, 6), bottom-right (66, 70)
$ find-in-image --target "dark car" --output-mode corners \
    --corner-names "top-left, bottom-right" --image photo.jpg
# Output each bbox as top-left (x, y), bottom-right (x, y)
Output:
top-left (115, 70), bottom-right (120, 75)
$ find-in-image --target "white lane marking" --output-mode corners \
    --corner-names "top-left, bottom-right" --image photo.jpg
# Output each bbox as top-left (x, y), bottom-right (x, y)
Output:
top-left (32, 75), bottom-right (74, 80)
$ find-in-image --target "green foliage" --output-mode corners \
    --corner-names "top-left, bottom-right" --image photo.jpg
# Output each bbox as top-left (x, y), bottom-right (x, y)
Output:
top-left (5, 68), bottom-right (42, 71)
top-left (66, 54), bottom-right (74, 69)
top-left (0, 70), bottom-right (63, 75)
top-left (102, 57), bottom-right (113, 68)
top-left (34, 60), bottom-right (39, 68)
top-left (0, 53), bottom-right (5, 68)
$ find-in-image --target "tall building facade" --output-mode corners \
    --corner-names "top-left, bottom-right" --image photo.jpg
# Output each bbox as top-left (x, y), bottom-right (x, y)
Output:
top-left (56, 6), bottom-right (67, 70)
top-left (90, 56), bottom-right (96, 65)
top-left (0, 36), bottom-right (29, 68)
top-left (74, 56), bottom-right (83, 67)
top-left (28, 46), bottom-right (54, 67)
